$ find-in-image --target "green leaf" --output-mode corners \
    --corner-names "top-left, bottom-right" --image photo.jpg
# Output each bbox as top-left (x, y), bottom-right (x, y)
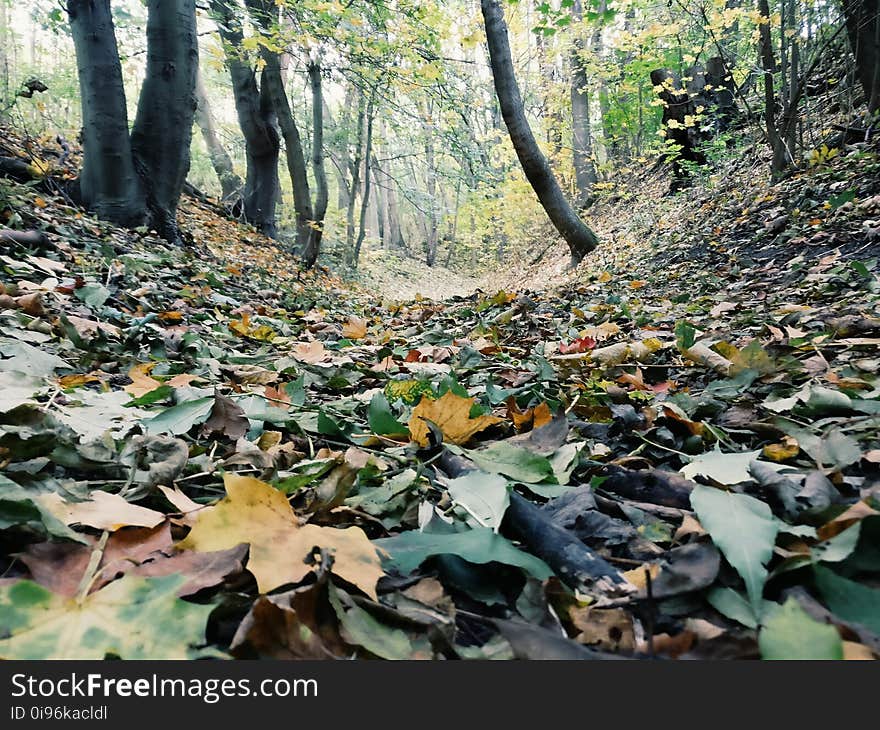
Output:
top-left (327, 584), bottom-right (413, 659)
top-left (707, 586), bottom-right (760, 628)
top-left (317, 410), bottom-right (347, 438)
top-left (814, 565), bottom-right (880, 634)
top-left (0, 575), bottom-right (212, 659)
top-left (368, 392), bottom-right (408, 436)
top-left (681, 447), bottom-right (786, 485)
top-left (285, 375), bottom-right (306, 407)
top-left (0, 338), bottom-right (69, 376)
top-left (828, 190), bottom-right (855, 208)
top-left (374, 527), bottom-right (552, 580)
top-left (675, 320), bottom-right (696, 350)
top-left (691, 485), bottom-right (778, 618)
top-left (0, 474), bottom-right (86, 543)
top-left (275, 457), bottom-right (339, 494)
top-left (462, 441), bottom-right (555, 483)
top-left (813, 429), bottom-right (862, 470)
top-left (811, 524), bottom-right (861, 563)
top-left (445, 470), bottom-right (510, 532)
top-left (74, 282), bottom-right (111, 308)
top-left (759, 598), bottom-right (843, 659)
top-left (141, 397), bottom-right (214, 436)
top-left (0, 371), bottom-right (43, 412)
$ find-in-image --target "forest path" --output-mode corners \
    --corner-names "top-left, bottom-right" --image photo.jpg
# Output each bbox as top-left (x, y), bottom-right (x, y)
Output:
top-left (356, 249), bottom-right (485, 300)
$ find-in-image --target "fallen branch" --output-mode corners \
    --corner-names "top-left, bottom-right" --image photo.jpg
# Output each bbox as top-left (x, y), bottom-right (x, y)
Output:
top-left (598, 465), bottom-right (695, 510)
top-left (505, 491), bottom-right (635, 600)
top-left (0, 229), bottom-right (50, 250)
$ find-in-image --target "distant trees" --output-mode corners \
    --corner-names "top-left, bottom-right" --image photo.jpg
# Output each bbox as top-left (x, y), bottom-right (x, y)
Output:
top-left (66, 0), bottom-right (198, 242)
top-left (24, 0), bottom-right (872, 268)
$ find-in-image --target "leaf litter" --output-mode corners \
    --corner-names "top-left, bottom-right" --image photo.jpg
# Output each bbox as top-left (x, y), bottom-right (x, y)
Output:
top-left (0, 133), bottom-right (879, 660)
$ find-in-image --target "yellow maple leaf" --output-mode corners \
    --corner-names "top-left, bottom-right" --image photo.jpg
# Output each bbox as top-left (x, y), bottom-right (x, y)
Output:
top-left (342, 316), bottom-right (368, 340)
top-left (408, 391), bottom-right (503, 447)
top-left (177, 474), bottom-right (384, 599)
top-left (125, 363), bottom-right (161, 398)
top-left (125, 363), bottom-right (197, 397)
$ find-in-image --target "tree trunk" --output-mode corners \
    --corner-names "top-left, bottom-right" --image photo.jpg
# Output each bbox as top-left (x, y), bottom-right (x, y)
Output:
top-left (130, 0), bottom-right (198, 243)
top-left (424, 135), bottom-right (439, 267)
top-left (194, 72), bottom-right (242, 202)
top-left (371, 153), bottom-right (387, 247)
top-left (480, 0), bottom-right (599, 262)
top-left (210, 0), bottom-right (280, 237)
top-left (757, 0), bottom-right (789, 180)
top-left (0, 1), bottom-right (9, 115)
top-left (842, 0), bottom-right (880, 113)
top-left (67, 0), bottom-right (144, 227)
top-left (301, 62), bottom-right (329, 268)
top-left (345, 91), bottom-right (365, 265)
top-left (353, 94), bottom-right (375, 268)
top-left (246, 0), bottom-right (313, 251)
top-left (570, 0), bottom-right (597, 208)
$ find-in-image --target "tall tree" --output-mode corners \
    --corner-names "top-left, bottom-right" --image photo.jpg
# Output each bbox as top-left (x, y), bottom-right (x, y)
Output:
top-left (194, 72), bottom-right (243, 204)
top-left (67, 0), bottom-right (144, 228)
top-left (210, 0), bottom-right (280, 237)
top-left (841, 0), bottom-right (880, 113)
top-left (480, 0), bottom-right (599, 262)
top-left (0, 0), bottom-right (9, 114)
top-left (67, 0), bottom-right (198, 241)
top-left (302, 61), bottom-right (329, 268)
top-left (129, 0), bottom-right (199, 242)
top-left (570, 0), bottom-right (598, 207)
top-left (246, 0), bottom-right (313, 251)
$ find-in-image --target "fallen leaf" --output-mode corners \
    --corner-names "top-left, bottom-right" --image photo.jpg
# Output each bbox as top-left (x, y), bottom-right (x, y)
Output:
top-left (177, 474), bottom-right (384, 598)
top-left (408, 391), bottom-right (503, 446)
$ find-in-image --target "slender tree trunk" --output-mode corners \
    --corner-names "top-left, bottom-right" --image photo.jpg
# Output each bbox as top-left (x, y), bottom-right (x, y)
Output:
top-left (424, 131), bottom-right (439, 267)
top-left (480, 0), bottom-right (599, 262)
top-left (842, 0), bottom-right (880, 113)
top-left (67, 0), bottom-right (144, 227)
top-left (345, 91), bottom-right (365, 265)
top-left (210, 0), bottom-right (279, 237)
top-left (371, 152), bottom-right (386, 247)
top-left (757, 0), bottom-right (788, 179)
top-left (301, 62), bottom-right (328, 268)
top-left (379, 152), bottom-right (405, 251)
top-left (353, 95), bottom-right (375, 268)
top-left (194, 72), bottom-right (242, 202)
top-left (130, 0), bottom-right (198, 243)
top-left (0, 1), bottom-right (9, 115)
top-left (570, 0), bottom-right (597, 207)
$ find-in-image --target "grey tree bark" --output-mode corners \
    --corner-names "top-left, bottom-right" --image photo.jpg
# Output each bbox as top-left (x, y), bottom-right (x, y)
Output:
top-left (210, 0), bottom-right (280, 237)
top-left (67, 0), bottom-right (145, 227)
top-left (130, 0), bottom-right (199, 243)
top-left (570, 0), bottom-right (597, 207)
top-left (194, 72), bottom-right (243, 203)
top-left (302, 62), bottom-right (329, 268)
top-left (245, 0), bottom-right (314, 248)
top-left (480, 0), bottom-right (599, 262)
top-left (842, 0), bottom-right (880, 113)
top-left (345, 90), bottom-right (365, 265)
top-left (353, 94), bottom-right (375, 268)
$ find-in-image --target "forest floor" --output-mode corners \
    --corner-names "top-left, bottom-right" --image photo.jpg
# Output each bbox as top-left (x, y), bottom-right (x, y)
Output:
top-left (0, 127), bottom-right (878, 660)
